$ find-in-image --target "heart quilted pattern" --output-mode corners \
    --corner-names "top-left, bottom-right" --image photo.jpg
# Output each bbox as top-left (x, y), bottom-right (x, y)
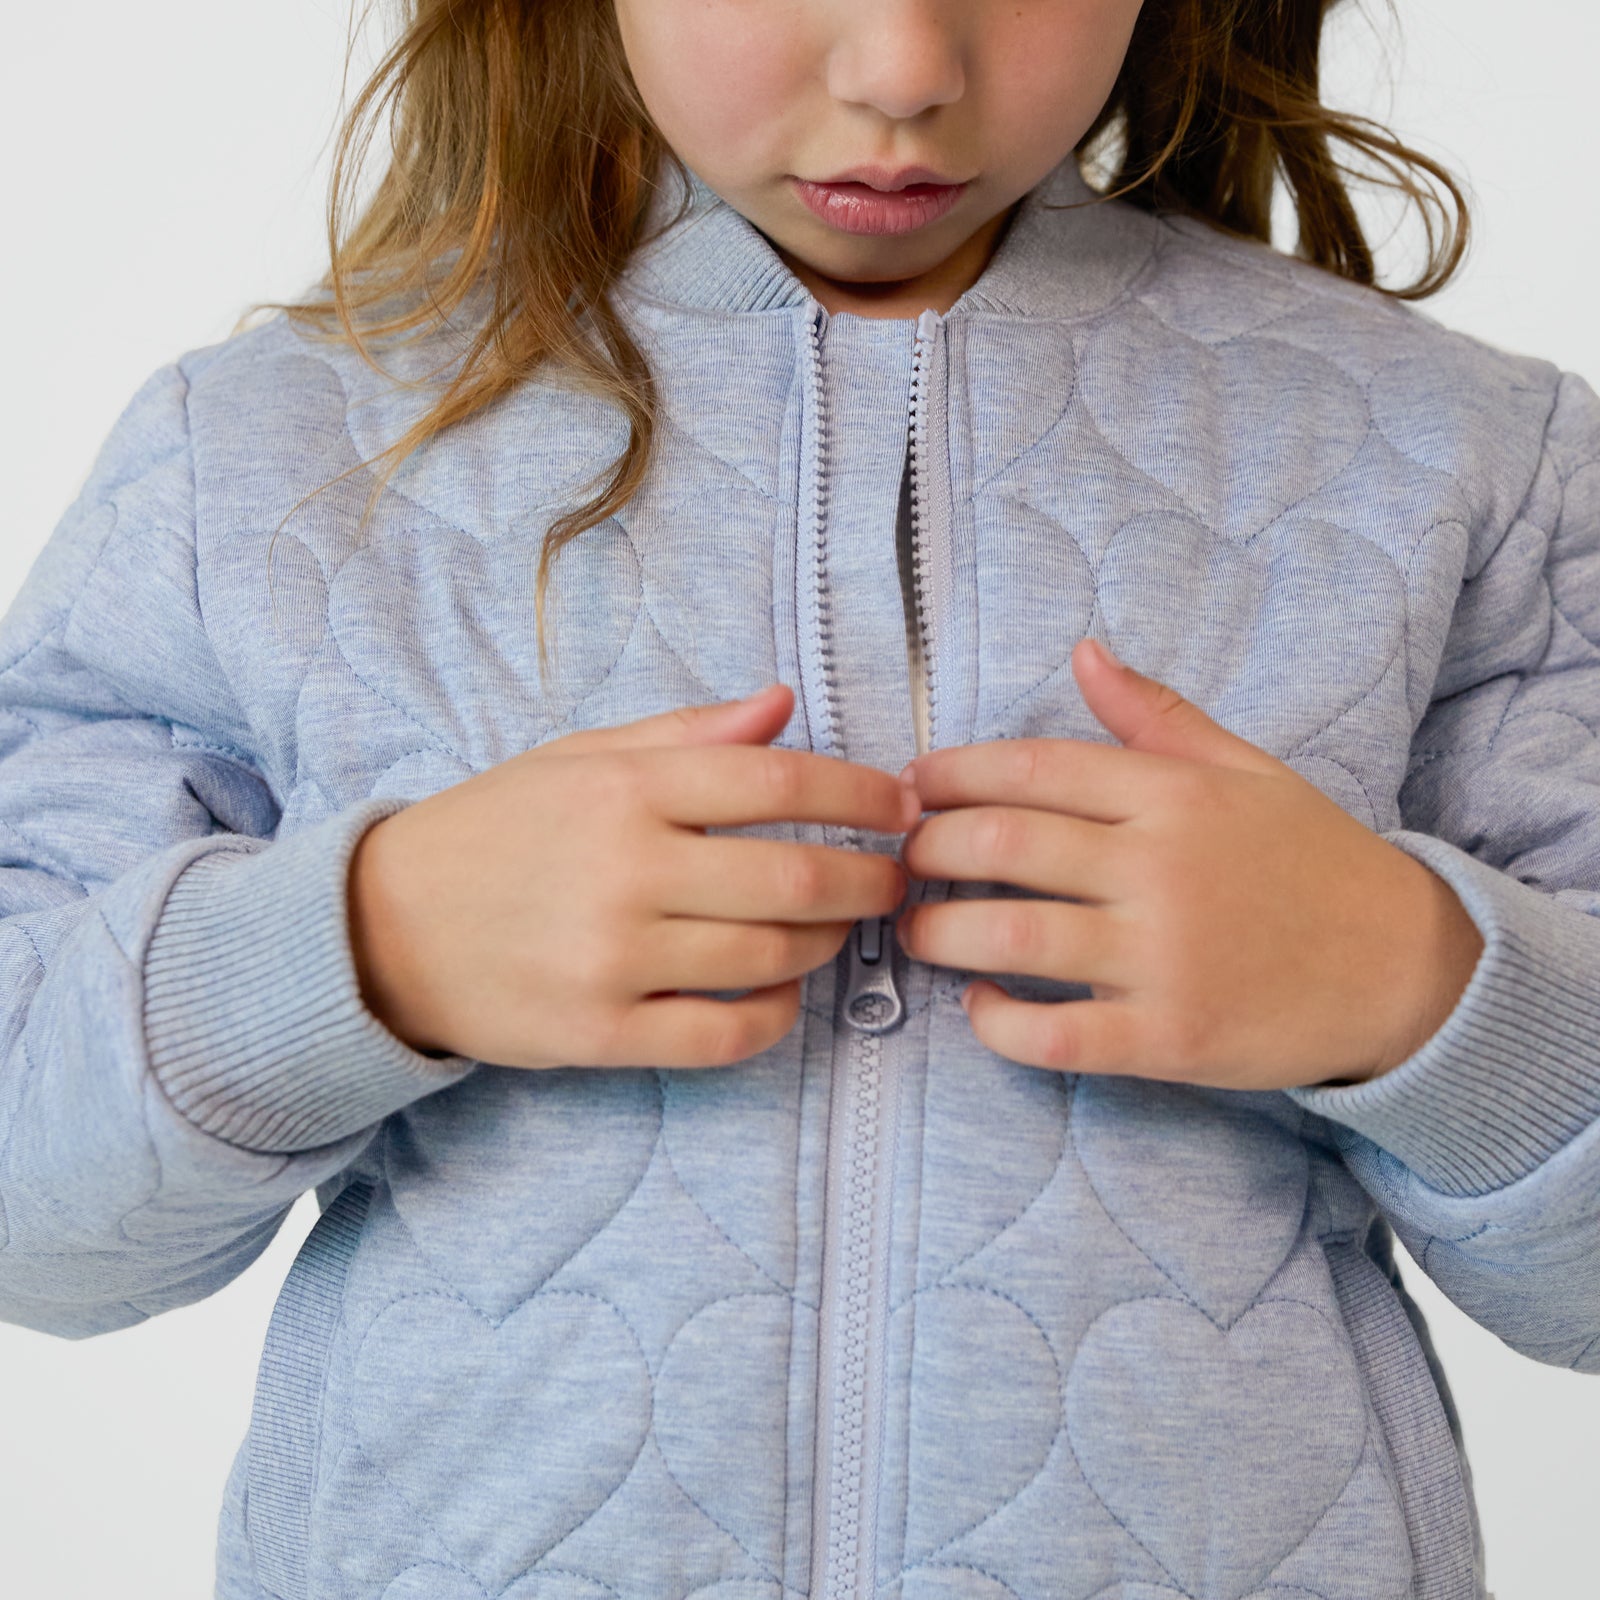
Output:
top-left (969, 495), bottom-right (1098, 733)
top-left (912, 1056), bottom-right (1072, 1290)
top-left (901, 1284), bottom-right (1061, 1563)
top-left (1066, 1297), bottom-right (1365, 1600)
top-left (652, 1291), bottom-right (794, 1577)
top-left (961, 322), bottom-right (1078, 492)
top-left (1039, 1590), bottom-right (1331, 1600)
top-left (386, 1068), bottom-right (662, 1319)
top-left (1071, 1077), bottom-right (1309, 1327)
top-left (328, 518), bottom-right (642, 771)
top-left (658, 1053), bottom-right (805, 1293)
top-left (1133, 235), bottom-right (1309, 346)
top-left (900, 1567), bottom-right (1029, 1600)
top-left (614, 488), bottom-right (785, 706)
top-left (382, 1564), bottom-right (618, 1600)
top-left (340, 357), bottom-right (628, 548)
top-left (1093, 510), bottom-right (1405, 762)
top-left (353, 1291), bottom-right (651, 1593)
top-left (1079, 307), bottom-right (1370, 541)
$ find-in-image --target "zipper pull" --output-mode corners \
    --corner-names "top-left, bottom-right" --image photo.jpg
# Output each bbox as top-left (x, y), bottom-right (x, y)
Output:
top-left (841, 915), bottom-right (904, 1034)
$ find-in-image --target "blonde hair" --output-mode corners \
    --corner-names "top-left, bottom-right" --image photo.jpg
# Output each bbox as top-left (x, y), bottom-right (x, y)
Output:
top-left (239, 0), bottom-right (1468, 677)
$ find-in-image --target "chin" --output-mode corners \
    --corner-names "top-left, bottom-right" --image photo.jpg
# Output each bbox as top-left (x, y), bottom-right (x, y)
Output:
top-left (792, 230), bottom-right (950, 285)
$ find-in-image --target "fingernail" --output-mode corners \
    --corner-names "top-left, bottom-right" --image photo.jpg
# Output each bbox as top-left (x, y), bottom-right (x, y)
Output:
top-left (898, 759), bottom-right (917, 782)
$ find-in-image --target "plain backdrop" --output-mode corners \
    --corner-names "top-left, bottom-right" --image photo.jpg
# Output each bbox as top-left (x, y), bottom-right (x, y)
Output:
top-left (2, 3), bottom-right (1598, 1596)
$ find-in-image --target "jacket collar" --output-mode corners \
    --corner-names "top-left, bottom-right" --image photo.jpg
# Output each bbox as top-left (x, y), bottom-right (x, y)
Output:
top-left (618, 154), bottom-right (1159, 321)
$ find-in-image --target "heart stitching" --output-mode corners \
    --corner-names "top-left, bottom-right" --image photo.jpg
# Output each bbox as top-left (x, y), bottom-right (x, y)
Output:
top-left (352, 1289), bottom-right (653, 1594)
top-left (1065, 1295), bottom-right (1367, 1600)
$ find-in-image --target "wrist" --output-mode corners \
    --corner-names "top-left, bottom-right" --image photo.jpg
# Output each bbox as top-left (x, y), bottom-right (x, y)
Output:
top-left (348, 813), bottom-right (455, 1059)
top-left (1360, 853), bottom-right (1486, 1084)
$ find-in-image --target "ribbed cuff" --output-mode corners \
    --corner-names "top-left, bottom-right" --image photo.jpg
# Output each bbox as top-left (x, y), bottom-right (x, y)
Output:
top-left (1288, 828), bottom-right (1600, 1198)
top-left (143, 797), bottom-right (477, 1154)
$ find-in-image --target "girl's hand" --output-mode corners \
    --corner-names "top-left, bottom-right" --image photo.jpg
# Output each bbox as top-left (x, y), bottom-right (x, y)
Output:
top-left (895, 640), bottom-right (1486, 1090)
top-left (348, 684), bottom-right (917, 1070)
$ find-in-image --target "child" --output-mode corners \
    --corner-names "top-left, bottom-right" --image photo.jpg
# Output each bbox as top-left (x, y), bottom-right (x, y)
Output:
top-left (2, 2), bottom-right (1597, 1598)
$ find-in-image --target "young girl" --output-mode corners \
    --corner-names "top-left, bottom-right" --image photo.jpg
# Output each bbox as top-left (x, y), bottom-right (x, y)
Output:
top-left (3, 2), bottom-right (1596, 1598)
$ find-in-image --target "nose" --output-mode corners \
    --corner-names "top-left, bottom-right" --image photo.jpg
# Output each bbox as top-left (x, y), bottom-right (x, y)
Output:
top-left (825, 0), bottom-right (966, 122)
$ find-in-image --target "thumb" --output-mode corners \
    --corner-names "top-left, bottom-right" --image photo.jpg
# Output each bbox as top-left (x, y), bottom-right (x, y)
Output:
top-left (1073, 639), bottom-right (1280, 774)
top-left (535, 682), bottom-right (796, 758)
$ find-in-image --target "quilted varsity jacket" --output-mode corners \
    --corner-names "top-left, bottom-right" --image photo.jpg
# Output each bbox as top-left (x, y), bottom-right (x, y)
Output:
top-left (2, 154), bottom-right (1599, 1600)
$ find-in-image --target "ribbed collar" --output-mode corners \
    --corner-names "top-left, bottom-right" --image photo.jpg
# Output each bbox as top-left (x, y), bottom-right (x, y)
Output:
top-left (617, 154), bottom-right (1159, 321)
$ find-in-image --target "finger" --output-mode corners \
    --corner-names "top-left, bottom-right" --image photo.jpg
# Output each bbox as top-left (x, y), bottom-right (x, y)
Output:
top-left (604, 981), bottom-right (803, 1068)
top-left (905, 738), bottom-right (1193, 823)
top-left (901, 805), bottom-right (1121, 903)
top-left (534, 683), bottom-right (794, 757)
top-left (961, 982), bottom-right (1153, 1077)
top-left (895, 896), bottom-right (1127, 988)
top-left (637, 915), bottom-right (851, 992)
top-left (653, 835), bottom-right (909, 922)
top-left (620, 744), bottom-right (921, 834)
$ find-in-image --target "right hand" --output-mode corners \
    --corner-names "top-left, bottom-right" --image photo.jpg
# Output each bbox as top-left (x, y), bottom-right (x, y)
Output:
top-left (347, 683), bottom-right (920, 1069)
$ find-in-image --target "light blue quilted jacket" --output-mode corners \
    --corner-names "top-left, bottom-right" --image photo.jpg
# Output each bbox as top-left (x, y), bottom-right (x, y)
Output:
top-left (3, 154), bottom-right (1599, 1600)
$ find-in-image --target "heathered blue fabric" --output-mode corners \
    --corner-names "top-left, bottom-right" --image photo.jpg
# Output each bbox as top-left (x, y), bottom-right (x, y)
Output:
top-left (1, 154), bottom-right (1598, 1600)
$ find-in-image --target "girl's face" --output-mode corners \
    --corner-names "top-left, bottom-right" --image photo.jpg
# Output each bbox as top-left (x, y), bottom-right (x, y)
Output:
top-left (612, 0), bottom-right (1145, 318)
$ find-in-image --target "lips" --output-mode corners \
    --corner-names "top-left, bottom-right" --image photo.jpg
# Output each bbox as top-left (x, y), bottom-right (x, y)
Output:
top-left (815, 164), bottom-right (963, 191)
top-left (791, 172), bottom-right (969, 236)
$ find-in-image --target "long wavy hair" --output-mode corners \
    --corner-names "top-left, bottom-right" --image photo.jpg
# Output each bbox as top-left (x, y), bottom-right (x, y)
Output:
top-left (240, 0), bottom-right (1469, 674)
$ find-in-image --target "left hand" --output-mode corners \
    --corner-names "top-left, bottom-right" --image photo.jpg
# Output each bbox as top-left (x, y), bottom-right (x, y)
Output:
top-left (895, 639), bottom-right (1486, 1089)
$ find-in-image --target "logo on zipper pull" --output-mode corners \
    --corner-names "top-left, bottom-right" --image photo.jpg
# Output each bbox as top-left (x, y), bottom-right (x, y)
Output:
top-left (842, 916), bottom-right (905, 1033)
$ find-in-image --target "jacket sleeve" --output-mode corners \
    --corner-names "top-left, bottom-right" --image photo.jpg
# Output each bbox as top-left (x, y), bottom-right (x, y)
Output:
top-left (1288, 367), bottom-right (1600, 1372)
top-left (0, 357), bottom-right (477, 1339)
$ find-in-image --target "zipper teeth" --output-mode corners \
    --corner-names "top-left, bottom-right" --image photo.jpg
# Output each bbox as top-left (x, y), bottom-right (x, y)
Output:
top-left (826, 1026), bottom-right (882, 1598)
top-left (804, 293), bottom-right (865, 1600)
top-left (805, 304), bottom-right (857, 851)
top-left (907, 324), bottom-right (937, 753)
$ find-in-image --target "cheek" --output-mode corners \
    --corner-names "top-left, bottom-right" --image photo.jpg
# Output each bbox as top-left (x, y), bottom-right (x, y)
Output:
top-left (980, 0), bottom-right (1144, 149)
top-left (615, 1), bottom-right (809, 170)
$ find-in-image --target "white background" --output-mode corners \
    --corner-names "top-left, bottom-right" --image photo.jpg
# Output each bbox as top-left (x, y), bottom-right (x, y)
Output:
top-left (2, 3), bottom-right (1598, 1596)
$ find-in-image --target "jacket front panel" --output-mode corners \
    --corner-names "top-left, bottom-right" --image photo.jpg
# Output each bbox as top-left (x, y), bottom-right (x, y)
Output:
top-left (208, 298), bottom-right (843, 1600)
top-left (197, 191), bottom-right (1497, 1600)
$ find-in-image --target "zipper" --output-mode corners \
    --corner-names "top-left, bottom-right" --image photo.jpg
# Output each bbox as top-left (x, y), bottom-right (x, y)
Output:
top-left (802, 302), bottom-right (845, 769)
top-left (805, 301), bottom-right (945, 1600)
top-left (902, 308), bottom-right (941, 760)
